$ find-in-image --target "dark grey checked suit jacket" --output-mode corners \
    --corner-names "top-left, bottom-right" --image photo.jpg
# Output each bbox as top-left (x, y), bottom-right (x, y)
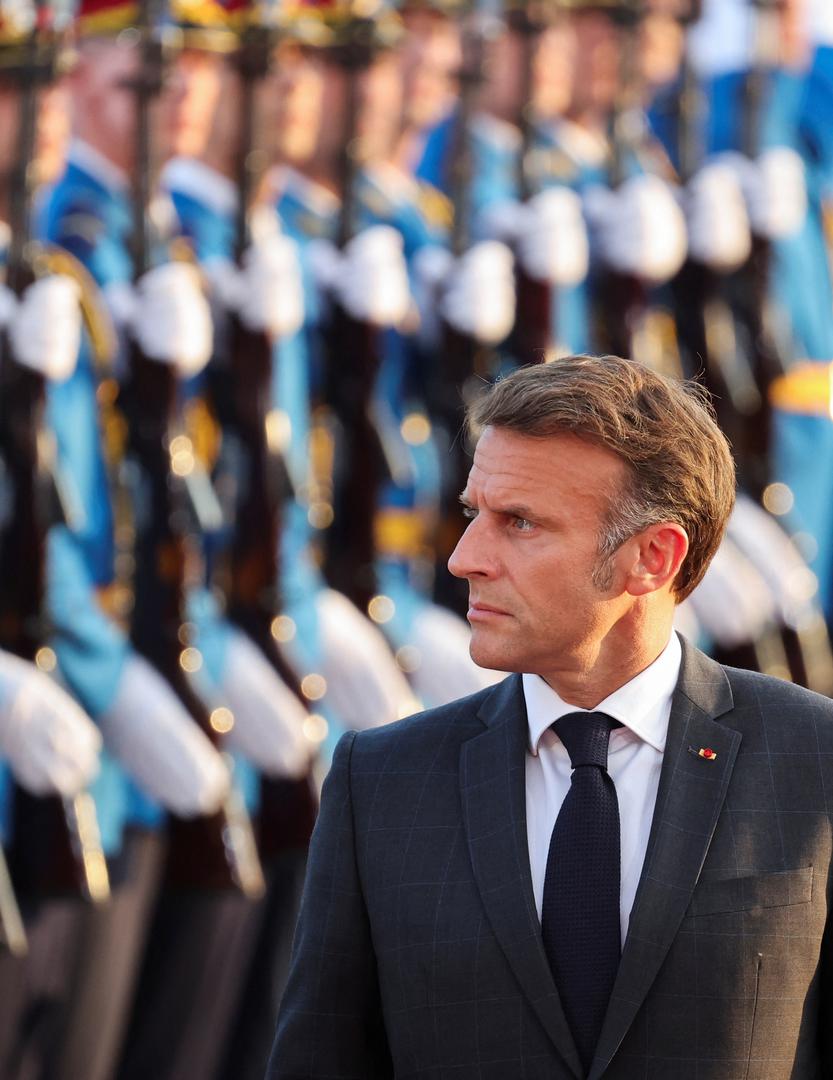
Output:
top-left (268, 638), bottom-right (833, 1079)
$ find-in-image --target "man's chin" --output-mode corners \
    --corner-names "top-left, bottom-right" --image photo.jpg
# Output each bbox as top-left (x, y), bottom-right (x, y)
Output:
top-left (468, 633), bottom-right (518, 674)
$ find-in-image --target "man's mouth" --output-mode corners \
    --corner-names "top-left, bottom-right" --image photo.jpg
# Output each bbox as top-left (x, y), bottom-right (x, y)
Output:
top-left (467, 601), bottom-right (511, 620)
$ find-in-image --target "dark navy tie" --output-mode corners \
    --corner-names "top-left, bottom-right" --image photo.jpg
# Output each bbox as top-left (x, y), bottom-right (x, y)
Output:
top-left (541, 711), bottom-right (622, 1074)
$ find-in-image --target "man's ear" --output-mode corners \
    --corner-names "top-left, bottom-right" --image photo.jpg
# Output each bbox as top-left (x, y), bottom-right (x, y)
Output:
top-left (622, 522), bottom-right (689, 597)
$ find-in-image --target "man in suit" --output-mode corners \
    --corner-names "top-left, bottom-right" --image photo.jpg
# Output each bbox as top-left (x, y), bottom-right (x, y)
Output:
top-left (268, 353), bottom-right (833, 1079)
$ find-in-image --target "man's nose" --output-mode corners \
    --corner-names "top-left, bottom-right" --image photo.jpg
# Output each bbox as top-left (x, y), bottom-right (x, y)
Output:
top-left (447, 518), bottom-right (491, 580)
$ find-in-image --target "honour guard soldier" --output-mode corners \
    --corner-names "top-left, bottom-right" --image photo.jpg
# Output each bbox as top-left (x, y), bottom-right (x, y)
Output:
top-left (0, 4), bottom-right (111, 1075)
top-left (679, 0), bottom-right (833, 627)
top-left (39, 2), bottom-right (291, 1077)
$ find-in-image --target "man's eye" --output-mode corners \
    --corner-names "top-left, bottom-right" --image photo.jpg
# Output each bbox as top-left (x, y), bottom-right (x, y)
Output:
top-left (461, 506), bottom-right (478, 520)
top-left (512, 517), bottom-right (535, 532)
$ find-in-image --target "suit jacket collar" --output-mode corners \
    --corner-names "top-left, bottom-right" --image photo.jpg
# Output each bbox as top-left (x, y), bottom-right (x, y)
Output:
top-left (461, 638), bottom-right (740, 1080)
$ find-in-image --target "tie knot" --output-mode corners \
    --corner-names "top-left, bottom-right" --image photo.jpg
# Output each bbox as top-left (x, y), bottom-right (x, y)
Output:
top-left (552, 711), bottom-right (620, 770)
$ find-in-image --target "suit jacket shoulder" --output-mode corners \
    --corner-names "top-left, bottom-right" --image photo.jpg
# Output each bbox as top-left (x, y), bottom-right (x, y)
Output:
top-left (719, 661), bottom-right (833, 752)
top-left (350, 678), bottom-right (512, 763)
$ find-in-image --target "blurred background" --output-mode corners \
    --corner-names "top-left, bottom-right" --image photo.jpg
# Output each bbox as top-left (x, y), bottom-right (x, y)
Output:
top-left (0, 0), bottom-right (831, 1076)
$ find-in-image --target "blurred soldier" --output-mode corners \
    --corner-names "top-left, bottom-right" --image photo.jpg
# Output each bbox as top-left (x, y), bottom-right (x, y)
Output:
top-left (547, 2), bottom-right (688, 369)
top-left (36, 2), bottom-right (297, 1077)
top-left (263, 1), bottom-right (502, 715)
top-left (679, 0), bottom-right (833, 631)
top-left (0, 5), bottom-right (111, 1076)
top-left (29, 3), bottom-right (250, 1078)
top-left (0, 0), bottom-right (104, 846)
top-left (416, 3), bottom-right (589, 360)
top-left (802, 0), bottom-right (833, 199)
top-left (161, 9), bottom-right (323, 1076)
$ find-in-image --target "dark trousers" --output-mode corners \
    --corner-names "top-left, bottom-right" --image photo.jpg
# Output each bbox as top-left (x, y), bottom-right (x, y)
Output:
top-left (47, 828), bottom-right (165, 1080)
top-left (115, 884), bottom-right (261, 1080)
top-left (0, 827), bottom-right (164, 1080)
top-left (0, 896), bottom-right (81, 1080)
top-left (220, 848), bottom-right (308, 1080)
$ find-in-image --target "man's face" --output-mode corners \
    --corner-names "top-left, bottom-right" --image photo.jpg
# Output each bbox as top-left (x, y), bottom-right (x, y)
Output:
top-left (534, 20), bottom-right (577, 121)
top-left (566, 11), bottom-right (621, 118)
top-left (400, 10), bottom-right (461, 134)
top-left (639, 6), bottom-right (685, 91)
top-left (269, 43), bottom-right (326, 165)
top-left (315, 50), bottom-right (404, 168)
top-left (0, 76), bottom-right (70, 193)
top-left (448, 427), bottom-right (633, 681)
top-left (157, 47), bottom-right (223, 159)
top-left (70, 39), bottom-right (143, 171)
top-left (355, 48), bottom-right (405, 162)
top-left (479, 28), bottom-right (525, 124)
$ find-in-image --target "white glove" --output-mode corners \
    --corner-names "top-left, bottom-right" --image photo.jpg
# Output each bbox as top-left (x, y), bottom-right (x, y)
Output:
top-left (687, 538), bottom-right (778, 648)
top-left (727, 494), bottom-right (820, 629)
top-left (98, 653), bottom-right (230, 818)
top-left (586, 174), bottom-right (688, 284)
top-left (313, 588), bottom-right (420, 730)
top-left (336, 225), bottom-right (412, 327)
top-left (132, 262), bottom-right (213, 378)
top-left (685, 160), bottom-right (752, 272)
top-left (206, 235), bottom-right (305, 340)
top-left (478, 199), bottom-right (529, 244)
top-left (515, 188), bottom-right (589, 287)
top-left (722, 147), bottom-right (808, 240)
top-left (0, 650), bottom-right (101, 797)
top-left (0, 284), bottom-right (17, 331)
top-left (216, 628), bottom-right (313, 779)
top-left (2, 275), bottom-right (82, 382)
top-left (440, 240), bottom-right (516, 345)
top-left (411, 244), bottom-right (454, 346)
top-left (404, 604), bottom-right (505, 708)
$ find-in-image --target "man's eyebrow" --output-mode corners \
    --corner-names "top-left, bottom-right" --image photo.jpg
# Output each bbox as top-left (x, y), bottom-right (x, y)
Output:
top-left (458, 494), bottom-right (544, 521)
top-left (500, 504), bottom-right (538, 520)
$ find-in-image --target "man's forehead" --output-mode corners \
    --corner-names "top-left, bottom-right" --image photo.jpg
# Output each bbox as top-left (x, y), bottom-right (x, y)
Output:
top-left (466, 426), bottom-right (624, 504)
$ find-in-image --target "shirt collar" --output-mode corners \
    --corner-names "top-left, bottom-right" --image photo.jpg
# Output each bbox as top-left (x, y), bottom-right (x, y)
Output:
top-left (268, 165), bottom-right (342, 220)
top-left (548, 119), bottom-right (610, 168)
top-left (162, 157), bottom-right (238, 218)
top-left (523, 631), bottom-right (682, 756)
top-left (69, 139), bottom-right (130, 195)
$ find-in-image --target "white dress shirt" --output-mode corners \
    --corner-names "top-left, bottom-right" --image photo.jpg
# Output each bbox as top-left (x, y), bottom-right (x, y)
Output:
top-left (523, 631), bottom-right (682, 945)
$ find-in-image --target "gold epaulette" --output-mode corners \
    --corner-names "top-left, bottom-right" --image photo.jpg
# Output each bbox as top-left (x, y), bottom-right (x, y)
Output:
top-left (32, 244), bottom-right (117, 371)
top-left (184, 397), bottom-right (222, 470)
top-left (416, 181), bottom-right (453, 231)
top-left (769, 361), bottom-right (833, 418)
top-left (525, 146), bottom-right (579, 187)
top-left (374, 507), bottom-right (429, 560)
top-left (360, 184), bottom-right (396, 222)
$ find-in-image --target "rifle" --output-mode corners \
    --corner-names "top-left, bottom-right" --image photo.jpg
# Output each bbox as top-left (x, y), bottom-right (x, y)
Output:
top-left (720, 0), bottom-right (789, 498)
top-left (124, 0), bottom-right (263, 896)
top-left (0, 1), bottom-right (109, 910)
top-left (670, 0), bottom-right (763, 427)
top-left (430, 5), bottom-right (493, 616)
top-left (215, 24), bottom-right (317, 859)
top-left (595, 0), bottom-right (653, 363)
top-left (319, 19), bottom-right (395, 615)
top-left (510, 0), bottom-right (554, 365)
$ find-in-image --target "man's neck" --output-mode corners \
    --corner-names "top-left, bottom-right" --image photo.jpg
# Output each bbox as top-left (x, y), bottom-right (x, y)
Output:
top-left (298, 153), bottom-right (343, 200)
top-left (199, 139), bottom-right (237, 184)
top-left (390, 125), bottom-right (427, 174)
top-left (539, 616), bottom-right (676, 711)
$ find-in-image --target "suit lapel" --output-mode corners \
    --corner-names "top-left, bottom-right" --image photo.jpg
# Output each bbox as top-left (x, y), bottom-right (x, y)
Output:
top-left (461, 676), bottom-right (584, 1079)
top-left (589, 640), bottom-right (742, 1080)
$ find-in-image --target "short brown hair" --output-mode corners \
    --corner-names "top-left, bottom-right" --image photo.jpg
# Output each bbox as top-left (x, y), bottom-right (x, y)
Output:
top-left (468, 355), bottom-right (736, 601)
